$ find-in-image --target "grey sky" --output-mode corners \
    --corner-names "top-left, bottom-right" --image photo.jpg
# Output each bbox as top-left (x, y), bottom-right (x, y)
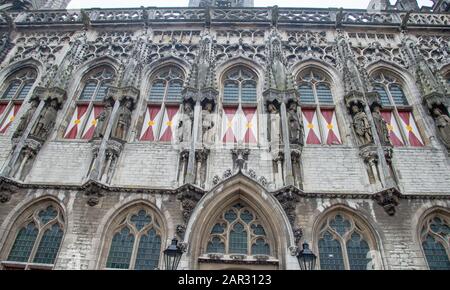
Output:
top-left (67, 0), bottom-right (434, 9)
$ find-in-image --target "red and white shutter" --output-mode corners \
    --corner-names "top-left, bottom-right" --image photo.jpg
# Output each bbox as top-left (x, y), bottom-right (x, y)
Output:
top-left (159, 105), bottom-right (179, 142)
top-left (302, 108), bottom-right (321, 145)
top-left (398, 111), bottom-right (424, 147)
top-left (0, 104), bottom-right (21, 134)
top-left (222, 106), bottom-right (239, 144)
top-left (381, 111), bottom-right (404, 147)
top-left (320, 109), bottom-right (341, 145)
top-left (241, 107), bottom-right (257, 144)
top-left (64, 105), bottom-right (88, 139)
top-left (140, 105), bottom-right (162, 141)
top-left (82, 105), bottom-right (104, 140)
top-left (0, 104), bottom-right (7, 119)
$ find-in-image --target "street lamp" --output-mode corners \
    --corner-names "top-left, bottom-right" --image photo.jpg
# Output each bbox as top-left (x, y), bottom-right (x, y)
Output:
top-left (297, 242), bottom-right (317, 270)
top-left (163, 237), bottom-right (184, 270)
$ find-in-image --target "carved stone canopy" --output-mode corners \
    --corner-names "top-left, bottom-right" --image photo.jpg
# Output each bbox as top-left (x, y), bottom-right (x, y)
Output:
top-left (106, 86), bottom-right (140, 106)
top-left (32, 86), bottom-right (66, 109)
top-left (263, 88), bottom-right (298, 105)
top-left (344, 90), bottom-right (366, 113)
top-left (422, 92), bottom-right (449, 115)
top-left (367, 91), bottom-right (383, 111)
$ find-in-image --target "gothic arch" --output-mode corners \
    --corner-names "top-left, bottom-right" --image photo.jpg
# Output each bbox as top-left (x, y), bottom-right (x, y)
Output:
top-left (292, 60), bottom-right (341, 88)
top-left (216, 57), bottom-right (264, 86)
top-left (183, 174), bottom-right (296, 270)
top-left (311, 204), bottom-right (385, 270)
top-left (0, 195), bottom-right (67, 269)
top-left (92, 197), bottom-right (173, 269)
top-left (0, 58), bottom-right (43, 83)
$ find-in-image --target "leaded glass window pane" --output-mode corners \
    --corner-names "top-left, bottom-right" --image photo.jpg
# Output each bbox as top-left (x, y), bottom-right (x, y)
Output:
top-left (251, 224), bottom-right (266, 236)
top-left (224, 82), bottom-right (239, 103)
top-left (241, 82), bottom-right (256, 103)
top-left (38, 206), bottom-right (58, 225)
top-left (229, 223), bottom-right (247, 254)
top-left (8, 223), bottom-right (38, 262)
top-left (251, 238), bottom-right (270, 255)
top-left (316, 83), bottom-right (333, 104)
top-left (106, 227), bottom-right (135, 269)
top-left (423, 235), bottom-right (450, 270)
top-left (166, 81), bottom-right (183, 102)
top-left (224, 210), bottom-right (237, 223)
top-left (148, 81), bottom-right (165, 102)
top-left (2, 81), bottom-right (20, 100)
top-left (299, 84), bottom-right (315, 103)
top-left (240, 210), bottom-right (253, 224)
top-left (207, 237), bottom-right (225, 253)
top-left (390, 84), bottom-right (408, 105)
top-left (318, 232), bottom-right (345, 270)
top-left (79, 81), bottom-right (97, 100)
top-left (33, 224), bottom-right (64, 264)
top-left (131, 210), bottom-right (152, 231)
top-left (211, 223), bottom-right (225, 234)
top-left (134, 229), bottom-right (161, 270)
top-left (346, 232), bottom-right (371, 270)
top-left (95, 82), bottom-right (110, 100)
top-left (17, 82), bottom-right (33, 100)
top-left (329, 215), bottom-right (351, 236)
top-left (374, 85), bottom-right (391, 105)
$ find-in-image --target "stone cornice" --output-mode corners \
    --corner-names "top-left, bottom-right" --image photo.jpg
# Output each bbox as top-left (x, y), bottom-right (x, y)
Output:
top-left (0, 7), bottom-right (448, 30)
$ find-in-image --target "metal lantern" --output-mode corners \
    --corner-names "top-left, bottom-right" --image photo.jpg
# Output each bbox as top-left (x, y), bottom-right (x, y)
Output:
top-left (163, 237), bottom-right (183, 270)
top-left (297, 242), bottom-right (317, 270)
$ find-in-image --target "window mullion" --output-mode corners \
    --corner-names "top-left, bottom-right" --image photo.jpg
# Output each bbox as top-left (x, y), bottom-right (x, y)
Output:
top-left (341, 237), bottom-right (351, 270)
top-left (129, 232), bottom-right (140, 270)
top-left (14, 81), bottom-right (25, 101)
top-left (28, 227), bottom-right (44, 264)
top-left (386, 85), bottom-right (410, 146)
top-left (313, 84), bottom-right (325, 144)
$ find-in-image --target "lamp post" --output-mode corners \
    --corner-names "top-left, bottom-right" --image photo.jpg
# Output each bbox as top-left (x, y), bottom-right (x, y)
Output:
top-left (297, 242), bottom-right (317, 270)
top-left (163, 237), bottom-right (184, 270)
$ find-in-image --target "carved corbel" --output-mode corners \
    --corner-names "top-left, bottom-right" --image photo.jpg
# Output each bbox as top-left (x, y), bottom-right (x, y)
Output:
top-left (273, 185), bottom-right (303, 228)
top-left (231, 148), bottom-right (250, 172)
top-left (82, 180), bottom-right (108, 207)
top-left (0, 177), bottom-right (19, 203)
top-left (176, 185), bottom-right (205, 239)
top-left (372, 187), bottom-right (402, 216)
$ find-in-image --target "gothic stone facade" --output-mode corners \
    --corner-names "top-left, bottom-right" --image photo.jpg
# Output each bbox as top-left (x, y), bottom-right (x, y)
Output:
top-left (0, 5), bottom-right (449, 270)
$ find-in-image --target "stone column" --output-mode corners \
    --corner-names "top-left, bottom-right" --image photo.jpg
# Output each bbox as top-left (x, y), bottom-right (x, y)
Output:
top-left (280, 100), bottom-right (295, 186)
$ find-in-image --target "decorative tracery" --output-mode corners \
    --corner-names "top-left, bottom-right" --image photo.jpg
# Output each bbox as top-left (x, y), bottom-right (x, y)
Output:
top-left (317, 212), bottom-right (377, 270)
top-left (420, 212), bottom-right (450, 270)
top-left (105, 207), bottom-right (163, 270)
top-left (205, 202), bottom-right (271, 257)
top-left (3, 202), bottom-right (64, 270)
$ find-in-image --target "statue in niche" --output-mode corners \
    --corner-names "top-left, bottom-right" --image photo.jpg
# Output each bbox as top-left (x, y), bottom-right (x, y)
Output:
top-left (372, 104), bottom-right (391, 146)
top-left (351, 104), bottom-right (373, 146)
top-left (433, 107), bottom-right (450, 149)
top-left (202, 102), bottom-right (215, 144)
top-left (268, 33), bottom-right (289, 91)
top-left (287, 102), bottom-right (304, 145)
top-left (93, 101), bottom-right (113, 139)
top-left (112, 99), bottom-right (133, 140)
top-left (13, 97), bottom-right (40, 139)
top-left (268, 103), bottom-right (281, 145)
top-left (178, 102), bottom-right (194, 143)
top-left (31, 98), bottom-right (58, 140)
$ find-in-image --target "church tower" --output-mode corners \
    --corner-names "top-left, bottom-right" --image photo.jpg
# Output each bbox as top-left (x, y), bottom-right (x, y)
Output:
top-left (189, 0), bottom-right (254, 7)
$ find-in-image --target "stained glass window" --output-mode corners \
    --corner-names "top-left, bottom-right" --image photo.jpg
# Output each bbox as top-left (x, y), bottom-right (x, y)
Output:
top-left (421, 213), bottom-right (450, 270)
top-left (204, 202), bottom-right (272, 258)
top-left (317, 212), bottom-right (376, 270)
top-left (105, 207), bottom-right (163, 270)
top-left (6, 202), bottom-right (64, 269)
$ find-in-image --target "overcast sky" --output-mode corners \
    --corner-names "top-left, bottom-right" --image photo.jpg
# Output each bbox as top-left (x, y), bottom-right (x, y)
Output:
top-left (67, 0), bottom-right (434, 9)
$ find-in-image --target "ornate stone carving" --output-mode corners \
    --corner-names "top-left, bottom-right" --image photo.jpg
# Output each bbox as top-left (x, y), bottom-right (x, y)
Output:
top-left (111, 98), bottom-right (134, 141)
top-left (267, 102), bottom-right (281, 151)
top-left (287, 101), bottom-right (304, 146)
top-left (0, 177), bottom-right (18, 203)
top-left (93, 97), bottom-right (114, 139)
top-left (82, 180), bottom-right (107, 207)
top-left (345, 94), bottom-right (373, 146)
top-left (273, 186), bottom-right (302, 227)
top-left (372, 187), bottom-right (402, 216)
top-left (293, 226), bottom-right (303, 245)
top-left (178, 102), bottom-right (194, 143)
top-left (359, 145), bottom-right (380, 184)
top-left (13, 96), bottom-right (39, 139)
top-left (177, 186), bottom-right (204, 238)
top-left (369, 93), bottom-right (392, 147)
top-left (231, 148), bottom-right (250, 172)
top-left (423, 93), bottom-right (450, 151)
top-left (201, 101), bottom-right (215, 145)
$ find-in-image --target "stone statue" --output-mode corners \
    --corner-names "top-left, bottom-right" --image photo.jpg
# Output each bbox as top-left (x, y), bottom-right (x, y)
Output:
top-left (178, 102), bottom-right (194, 142)
top-left (268, 103), bottom-right (281, 145)
top-left (287, 102), bottom-right (304, 145)
top-left (269, 37), bottom-right (289, 91)
top-left (112, 99), bottom-right (133, 140)
top-left (93, 101), bottom-right (112, 139)
top-left (433, 107), bottom-right (450, 149)
top-left (372, 104), bottom-right (391, 146)
top-left (202, 102), bottom-right (215, 144)
top-left (31, 98), bottom-right (58, 140)
top-left (351, 104), bottom-right (373, 146)
top-left (13, 97), bottom-right (40, 139)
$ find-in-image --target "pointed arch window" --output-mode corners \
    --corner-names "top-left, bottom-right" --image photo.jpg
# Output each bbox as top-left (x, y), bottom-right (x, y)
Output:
top-left (104, 207), bottom-right (163, 270)
top-left (371, 71), bottom-right (424, 147)
top-left (297, 69), bottom-right (341, 145)
top-left (0, 68), bottom-right (37, 134)
top-left (139, 67), bottom-right (185, 142)
top-left (64, 66), bottom-right (116, 140)
top-left (317, 212), bottom-right (378, 270)
top-left (1, 202), bottom-right (64, 270)
top-left (221, 67), bottom-right (258, 144)
top-left (420, 213), bottom-right (450, 270)
top-left (204, 202), bottom-right (272, 258)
